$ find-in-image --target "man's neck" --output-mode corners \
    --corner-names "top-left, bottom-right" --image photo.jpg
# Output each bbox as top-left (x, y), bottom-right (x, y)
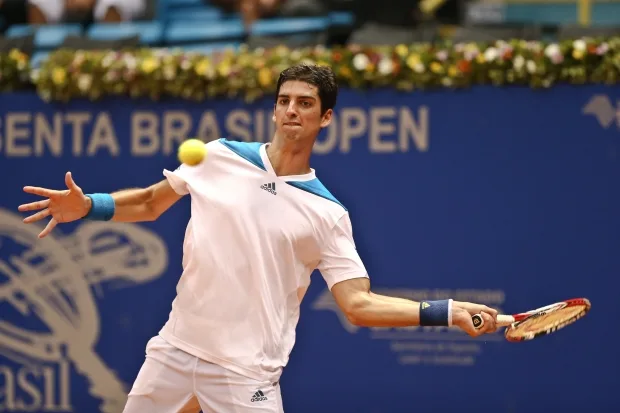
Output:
top-left (266, 138), bottom-right (313, 177)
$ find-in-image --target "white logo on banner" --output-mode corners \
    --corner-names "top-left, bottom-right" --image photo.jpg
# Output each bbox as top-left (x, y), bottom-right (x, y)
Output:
top-left (313, 288), bottom-right (506, 367)
top-left (582, 95), bottom-right (620, 129)
top-left (0, 209), bottom-right (168, 412)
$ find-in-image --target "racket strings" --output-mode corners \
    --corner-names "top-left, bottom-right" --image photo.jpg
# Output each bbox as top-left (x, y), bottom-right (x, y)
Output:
top-left (507, 304), bottom-right (589, 340)
top-left (518, 306), bottom-right (585, 332)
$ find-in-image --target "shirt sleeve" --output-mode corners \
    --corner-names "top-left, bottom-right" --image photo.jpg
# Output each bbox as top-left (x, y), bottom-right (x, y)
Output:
top-left (163, 165), bottom-right (191, 195)
top-left (317, 213), bottom-right (369, 290)
top-left (162, 141), bottom-right (211, 195)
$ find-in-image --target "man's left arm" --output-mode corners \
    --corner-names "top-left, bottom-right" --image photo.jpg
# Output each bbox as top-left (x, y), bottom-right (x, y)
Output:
top-left (330, 277), bottom-right (422, 327)
top-left (331, 276), bottom-right (499, 338)
top-left (318, 214), bottom-right (498, 337)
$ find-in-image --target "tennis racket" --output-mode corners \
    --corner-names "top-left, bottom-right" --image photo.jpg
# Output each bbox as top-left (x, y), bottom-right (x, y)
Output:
top-left (471, 298), bottom-right (591, 342)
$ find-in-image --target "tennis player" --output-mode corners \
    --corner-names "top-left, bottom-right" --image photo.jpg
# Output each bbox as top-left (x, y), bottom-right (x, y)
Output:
top-left (18, 64), bottom-right (498, 413)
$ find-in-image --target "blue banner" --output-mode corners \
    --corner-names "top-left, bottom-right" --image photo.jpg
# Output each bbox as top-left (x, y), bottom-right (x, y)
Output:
top-left (0, 86), bottom-right (618, 413)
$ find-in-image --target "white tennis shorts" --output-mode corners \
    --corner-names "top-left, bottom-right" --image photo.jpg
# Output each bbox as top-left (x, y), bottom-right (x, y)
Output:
top-left (123, 335), bottom-right (285, 413)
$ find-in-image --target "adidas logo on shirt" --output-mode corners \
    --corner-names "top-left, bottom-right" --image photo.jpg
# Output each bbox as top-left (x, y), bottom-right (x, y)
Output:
top-left (261, 182), bottom-right (277, 195)
top-left (251, 390), bottom-right (268, 402)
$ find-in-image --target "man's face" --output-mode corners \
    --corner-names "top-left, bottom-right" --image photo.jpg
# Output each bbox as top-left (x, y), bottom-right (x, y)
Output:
top-left (273, 80), bottom-right (332, 143)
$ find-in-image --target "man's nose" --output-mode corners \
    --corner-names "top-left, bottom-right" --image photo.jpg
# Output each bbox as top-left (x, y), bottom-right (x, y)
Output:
top-left (286, 102), bottom-right (298, 116)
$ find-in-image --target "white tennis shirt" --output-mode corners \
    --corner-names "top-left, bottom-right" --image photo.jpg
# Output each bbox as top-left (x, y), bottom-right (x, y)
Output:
top-left (159, 138), bottom-right (368, 383)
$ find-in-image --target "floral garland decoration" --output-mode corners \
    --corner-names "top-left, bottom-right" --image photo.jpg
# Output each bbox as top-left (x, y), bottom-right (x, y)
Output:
top-left (2, 37), bottom-right (620, 102)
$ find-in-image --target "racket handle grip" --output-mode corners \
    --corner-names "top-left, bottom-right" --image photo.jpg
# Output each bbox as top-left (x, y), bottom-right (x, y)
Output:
top-left (472, 314), bottom-right (484, 329)
top-left (472, 314), bottom-right (515, 329)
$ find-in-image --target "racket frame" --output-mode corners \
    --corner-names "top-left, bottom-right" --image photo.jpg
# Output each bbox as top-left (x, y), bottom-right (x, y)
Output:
top-left (471, 298), bottom-right (591, 342)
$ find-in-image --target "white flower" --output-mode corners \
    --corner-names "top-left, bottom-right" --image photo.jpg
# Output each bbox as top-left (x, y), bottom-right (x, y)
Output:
top-left (464, 50), bottom-right (478, 61)
top-left (526, 41), bottom-right (542, 53)
top-left (73, 51), bottom-right (85, 66)
top-left (30, 69), bottom-right (40, 82)
top-left (484, 47), bottom-right (498, 62)
top-left (414, 63), bottom-right (425, 73)
top-left (104, 71), bottom-right (118, 82)
top-left (78, 74), bottom-right (92, 92)
top-left (544, 43), bottom-right (564, 64)
top-left (378, 57), bottom-right (393, 75)
top-left (352, 53), bottom-right (370, 71)
top-left (498, 44), bottom-right (513, 59)
top-left (123, 54), bottom-right (137, 71)
top-left (206, 66), bottom-right (216, 79)
top-left (436, 50), bottom-right (448, 61)
top-left (164, 66), bottom-right (176, 80)
top-left (573, 39), bottom-right (587, 51)
top-left (544, 44), bottom-right (561, 59)
top-left (597, 43), bottom-right (609, 55)
top-left (102, 52), bottom-right (116, 68)
top-left (513, 55), bottom-right (525, 70)
top-left (526, 60), bottom-right (537, 74)
top-left (180, 58), bottom-right (192, 71)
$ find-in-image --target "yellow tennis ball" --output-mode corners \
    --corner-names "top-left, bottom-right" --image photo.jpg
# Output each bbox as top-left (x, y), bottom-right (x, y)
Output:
top-left (178, 139), bottom-right (207, 166)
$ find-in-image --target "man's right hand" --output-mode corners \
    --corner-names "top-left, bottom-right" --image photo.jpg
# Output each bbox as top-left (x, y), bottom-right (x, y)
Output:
top-left (18, 171), bottom-right (91, 238)
top-left (451, 301), bottom-right (499, 337)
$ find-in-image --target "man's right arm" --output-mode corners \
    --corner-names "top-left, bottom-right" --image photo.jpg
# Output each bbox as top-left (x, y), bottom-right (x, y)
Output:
top-left (108, 179), bottom-right (183, 223)
top-left (19, 172), bottom-right (185, 238)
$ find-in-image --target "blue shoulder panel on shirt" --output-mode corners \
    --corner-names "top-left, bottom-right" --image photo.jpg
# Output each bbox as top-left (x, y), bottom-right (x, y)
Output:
top-left (218, 138), bottom-right (266, 171)
top-left (287, 179), bottom-right (347, 211)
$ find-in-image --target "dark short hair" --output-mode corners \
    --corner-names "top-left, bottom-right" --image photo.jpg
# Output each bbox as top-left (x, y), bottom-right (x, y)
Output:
top-left (275, 64), bottom-right (338, 114)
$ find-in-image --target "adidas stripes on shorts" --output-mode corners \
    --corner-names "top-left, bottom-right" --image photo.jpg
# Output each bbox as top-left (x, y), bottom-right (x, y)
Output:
top-left (123, 335), bottom-right (285, 413)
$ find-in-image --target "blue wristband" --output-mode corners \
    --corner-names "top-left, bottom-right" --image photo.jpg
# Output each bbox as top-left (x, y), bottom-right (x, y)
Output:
top-left (84, 193), bottom-right (115, 221)
top-left (419, 299), bottom-right (453, 327)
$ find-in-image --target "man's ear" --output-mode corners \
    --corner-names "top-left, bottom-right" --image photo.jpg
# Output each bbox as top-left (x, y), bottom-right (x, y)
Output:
top-left (320, 109), bottom-right (333, 128)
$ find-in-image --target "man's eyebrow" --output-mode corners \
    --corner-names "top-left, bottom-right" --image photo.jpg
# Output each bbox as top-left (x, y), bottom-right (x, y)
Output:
top-left (277, 94), bottom-right (317, 100)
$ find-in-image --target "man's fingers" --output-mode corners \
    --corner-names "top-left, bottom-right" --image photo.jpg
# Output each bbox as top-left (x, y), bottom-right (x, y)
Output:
top-left (482, 305), bottom-right (499, 318)
top-left (23, 209), bottom-right (50, 224)
top-left (482, 312), bottom-right (497, 332)
top-left (38, 218), bottom-right (57, 239)
top-left (23, 186), bottom-right (61, 198)
top-left (465, 323), bottom-right (480, 338)
top-left (18, 199), bottom-right (50, 212)
top-left (472, 312), bottom-right (497, 335)
top-left (65, 171), bottom-right (80, 192)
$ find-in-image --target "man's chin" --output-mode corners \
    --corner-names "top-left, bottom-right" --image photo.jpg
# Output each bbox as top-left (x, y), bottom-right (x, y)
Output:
top-left (281, 131), bottom-right (303, 141)
top-left (275, 128), bottom-right (316, 144)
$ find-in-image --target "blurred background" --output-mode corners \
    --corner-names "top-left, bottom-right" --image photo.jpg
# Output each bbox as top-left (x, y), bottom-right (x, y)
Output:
top-left (0, 1), bottom-right (619, 413)
top-left (0, 0), bottom-right (619, 65)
